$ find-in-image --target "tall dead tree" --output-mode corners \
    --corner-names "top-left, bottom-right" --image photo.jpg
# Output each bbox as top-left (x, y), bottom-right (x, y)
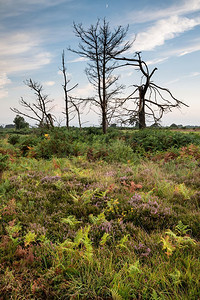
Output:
top-left (61, 50), bottom-right (78, 128)
top-left (69, 19), bottom-right (132, 133)
top-left (112, 52), bottom-right (189, 128)
top-left (10, 79), bottom-right (54, 128)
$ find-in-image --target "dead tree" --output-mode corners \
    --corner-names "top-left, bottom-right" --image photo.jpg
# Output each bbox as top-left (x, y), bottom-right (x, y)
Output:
top-left (112, 52), bottom-right (189, 128)
top-left (10, 79), bottom-right (54, 128)
top-left (69, 18), bottom-right (132, 133)
top-left (61, 50), bottom-right (78, 128)
top-left (68, 96), bottom-right (88, 129)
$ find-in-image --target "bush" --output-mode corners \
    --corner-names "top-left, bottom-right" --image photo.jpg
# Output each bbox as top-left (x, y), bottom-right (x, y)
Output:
top-left (35, 129), bottom-right (74, 158)
top-left (127, 129), bottom-right (200, 153)
top-left (106, 139), bottom-right (134, 163)
top-left (8, 135), bottom-right (20, 145)
top-left (18, 135), bottom-right (40, 156)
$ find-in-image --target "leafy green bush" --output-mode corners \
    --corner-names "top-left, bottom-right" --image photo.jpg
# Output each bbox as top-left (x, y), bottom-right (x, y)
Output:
top-left (127, 129), bottom-right (200, 153)
top-left (18, 135), bottom-right (40, 156)
top-left (8, 134), bottom-right (20, 145)
top-left (35, 129), bottom-right (74, 158)
top-left (106, 139), bottom-right (134, 163)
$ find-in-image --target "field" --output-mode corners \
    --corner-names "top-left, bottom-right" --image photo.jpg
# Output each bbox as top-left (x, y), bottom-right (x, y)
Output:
top-left (0, 128), bottom-right (200, 299)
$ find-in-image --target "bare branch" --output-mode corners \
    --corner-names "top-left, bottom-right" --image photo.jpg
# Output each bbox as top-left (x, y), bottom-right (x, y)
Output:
top-left (69, 18), bottom-right (132, 133)
top-left (10, 80), bottom-right (54, 128)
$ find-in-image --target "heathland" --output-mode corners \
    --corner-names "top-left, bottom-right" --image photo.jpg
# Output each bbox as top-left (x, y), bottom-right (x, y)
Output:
top-left (0, 127), bottom-right (200, 299)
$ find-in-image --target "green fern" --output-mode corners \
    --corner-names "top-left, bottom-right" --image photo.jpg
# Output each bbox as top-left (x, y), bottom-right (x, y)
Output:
top-left (161, 222), bottom-right (196, 256)
top-left (74, 226), bottom-right (93, 262)
top-left (117, 234), bottom-right (130, 250)
top-left (61, 215), bottom-right (81, 227)
top-left (129, 260), bottom-right (142, 275)
top-left (170, 269), bottom-right (181, 285)
top-left (81, 188), bottom-right (98, 204)
top-left (175, 220), bottom-right (190, 235)
top-left (110, 288), bottom-right (123, 300)
top-left (69, 191), bottom-right (79, 203)
top-left (24, 231), bottom-right (36, 246)
top-left (89, 212), bottom-right (106, 225)
top-left (99, 232), bottom-right (110, 246)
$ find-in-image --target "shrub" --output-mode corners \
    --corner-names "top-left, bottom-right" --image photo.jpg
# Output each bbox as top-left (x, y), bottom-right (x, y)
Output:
top-left (8, 135), bottom-right (20, 145)
top-left (127, 129), bottom-right (200, 154)
top-left (18, 135), bottom-right (40, 156)
top-left (106, 139), bottom-right (134, 163)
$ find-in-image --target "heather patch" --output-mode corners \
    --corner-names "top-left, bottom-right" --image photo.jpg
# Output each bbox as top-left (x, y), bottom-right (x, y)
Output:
top-left (0, 129), bottom-right (199, 299)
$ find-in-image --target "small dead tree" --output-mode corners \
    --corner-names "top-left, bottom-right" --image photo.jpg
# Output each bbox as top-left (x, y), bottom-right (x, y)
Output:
top-left (69, 18), bottom-right (132, 133)
top-left (61, 50), bottom-right (78, 128)
top-left (113, 52), bottom-right (189, 128)
top-left (68, 96), bottom-right (88, 129)
top-left (10, 79), bottom-right (54, 128)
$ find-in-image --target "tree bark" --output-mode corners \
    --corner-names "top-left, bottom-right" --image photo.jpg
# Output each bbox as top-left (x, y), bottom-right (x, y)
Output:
top-left (102, 108), bottom-right (108, 134)
top-left (138, 87), bottom-right (146, 129)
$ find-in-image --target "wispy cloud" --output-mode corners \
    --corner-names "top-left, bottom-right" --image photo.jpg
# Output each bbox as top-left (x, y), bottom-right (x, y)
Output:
top-left (0, 51), bottom-right (52, 74)
top-left (0, 0), bottom-right (71, 18)
top-left (0, 32), bottom-right (39, 56)
top-left (177, 44), bottom-right (200, 56)
top-left (166, 71), bottom-right (200, 85)
top-left (163, 38), bottom-right (200, 57)
top-left (131, 15), bottom-right (200, 51)
top-left (0, 73), bottom-right (11, 99)
top-left (127, 0), bottom-right (200, 24)
top-left (146, 57), bottom-right (169, 65)
top-left (0, 31), bottom-right (52, 74)
top-left (68, 57), bottom-right (89, 63)
top-left (43, 81), bottom-right (55, 86)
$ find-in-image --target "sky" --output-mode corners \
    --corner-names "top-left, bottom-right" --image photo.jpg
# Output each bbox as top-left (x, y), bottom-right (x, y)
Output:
top-left (0, 0), bottom-right (200, 127)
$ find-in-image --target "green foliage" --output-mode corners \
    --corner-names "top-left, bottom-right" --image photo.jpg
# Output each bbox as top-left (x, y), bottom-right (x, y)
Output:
top-left (61, 215), bottom-right (81, 227)
top-left (127, 129), bottom-right (200, 153)
top-left (24, 231), bottom-right (37, 246)
top-left (13, 115), bottom-right (29, 130)
top-left (0, 153), bottom-right (9, 172)
top-left (0, 129), bottom-right (200, 299)
top-left (161, 222), bottom-right (196, 257)
top-left (8, 134), bottom-right (20, 145)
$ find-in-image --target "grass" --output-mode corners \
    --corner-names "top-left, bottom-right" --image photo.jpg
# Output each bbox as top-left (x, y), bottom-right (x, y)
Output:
top-left (0, 128), bottom-right (200, 299)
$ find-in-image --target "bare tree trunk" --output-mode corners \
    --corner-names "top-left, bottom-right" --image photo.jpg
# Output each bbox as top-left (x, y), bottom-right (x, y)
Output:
top-left (71, 99), bottom-right (82, 129)
top-left (61, 51), bottom-right (78, 128)
top-left (62, 51), bottom-right (69, 128)
top-left (102, 108), bottom-right (108, 134)
top-left (138, 87), bottom-right (146, 129)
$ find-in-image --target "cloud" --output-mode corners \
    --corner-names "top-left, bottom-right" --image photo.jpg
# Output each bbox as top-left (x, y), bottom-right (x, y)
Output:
top-left (131, 15), bottom-right (200, 51)
top-left (146, 57), bottom-right (169, 65)
top-left (190, 71), bottom-right (200, 76)
top-left (0, 31), bottom-right (52, 74)
top-left (43, 81), bottom-right (55, 86)
top-left (163, 38), bottom-right (200, 57)
top-left (127, 0), bottom-right (200, 24)
top-left (0, 73), bottom-right (11, 99)
top-left (177, 44), bottom-right (200, 56)
top-left (68, 57), bottom-right (89, 63)
top-left (0, 0), bottom-right (71, 18)
top-left (0, 51), bottom-right (52, 74)
top-left (0, 32), bottom-right (39, 56)
top-left (166, 71), bottom-right (200, 85)
top-left (71, 83), bottom-right (94, 98)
